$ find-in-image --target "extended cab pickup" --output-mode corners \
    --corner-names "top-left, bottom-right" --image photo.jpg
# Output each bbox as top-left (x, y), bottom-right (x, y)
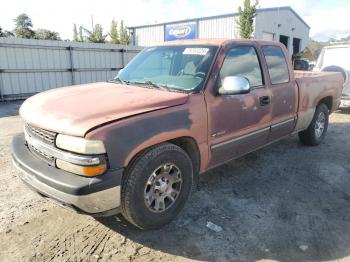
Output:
top-left (12, 39), bottom-right (344, 229)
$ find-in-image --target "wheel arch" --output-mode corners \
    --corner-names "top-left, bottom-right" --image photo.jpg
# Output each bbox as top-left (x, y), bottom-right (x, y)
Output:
top-left (317, 96), bottom-right (333, 111)
top-left (167, 136), bottom-right (201, 176)
top-left (124, 136), bottom-right (201, 176)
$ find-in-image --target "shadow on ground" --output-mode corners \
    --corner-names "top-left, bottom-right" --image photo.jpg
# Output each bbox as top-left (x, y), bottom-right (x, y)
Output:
top-left (98, 122), bottom-right (350, 262)
top-left (337, 106), bottom-right (350, 115)
top-left (0, 100), bottom-right (23, 117)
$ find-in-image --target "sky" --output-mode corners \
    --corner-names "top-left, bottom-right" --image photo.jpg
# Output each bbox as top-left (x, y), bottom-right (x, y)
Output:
top-left (1, 0), bottom-right (349, 41)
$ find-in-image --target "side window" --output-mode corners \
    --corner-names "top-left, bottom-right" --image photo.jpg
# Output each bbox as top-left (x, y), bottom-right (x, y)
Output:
top-left (262, 46), bottom-right (290, 84)
top-left (220, 46), bottom-right (263, 87)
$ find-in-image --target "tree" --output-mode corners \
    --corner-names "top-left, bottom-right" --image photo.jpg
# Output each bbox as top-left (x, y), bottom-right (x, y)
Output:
top-left (84, 24), bottom-right (107, 43)
top-left (72, 24), bottom-right (86, 42)
top-left (14, 13), bottom-right (34, 38)
top-left (5, 31), bottom-right (14, 37)
top-left (73, 24), bottom-right (79, 42)
top-left (34, 29), bottom-right (60, 40)
top-left (303, 39), bottom-right (326, 60)
top-left (109, 19), bottom-right (119, 44)
top-left (236, 0), bottom-right (258, 39)
top-left (119, 20), bottom-right (130, 45)
top-left (0, 26), bottom-right (15, 38)
top-left (78, 25), bottom-right (84, 42)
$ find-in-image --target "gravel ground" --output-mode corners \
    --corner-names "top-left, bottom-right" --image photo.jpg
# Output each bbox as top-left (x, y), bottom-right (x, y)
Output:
top-left (1, 101), bottom-right (350, 262)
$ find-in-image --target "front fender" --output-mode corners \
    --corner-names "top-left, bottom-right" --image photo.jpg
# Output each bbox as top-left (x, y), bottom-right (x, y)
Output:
top-left (85, 95), bottom-right (208, 170)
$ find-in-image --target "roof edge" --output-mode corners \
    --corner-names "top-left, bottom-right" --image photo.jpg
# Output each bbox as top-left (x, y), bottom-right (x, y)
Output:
top-left (127, 6), bottom-right (310, 30)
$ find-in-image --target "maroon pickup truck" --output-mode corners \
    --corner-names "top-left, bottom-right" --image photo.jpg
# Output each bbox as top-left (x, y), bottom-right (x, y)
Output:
top-left (12, 39), bottom-right (343, 229)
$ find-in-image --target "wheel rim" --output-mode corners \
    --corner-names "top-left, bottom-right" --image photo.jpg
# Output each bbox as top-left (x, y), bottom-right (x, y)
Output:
top-left (144, 163), bottom-right (182, 213)
top-left (315, 111), bottom-right (326, 138)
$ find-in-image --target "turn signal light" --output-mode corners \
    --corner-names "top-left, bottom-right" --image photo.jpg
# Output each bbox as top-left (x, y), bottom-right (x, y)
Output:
top-left (56, 159), bottom-right (107, 177)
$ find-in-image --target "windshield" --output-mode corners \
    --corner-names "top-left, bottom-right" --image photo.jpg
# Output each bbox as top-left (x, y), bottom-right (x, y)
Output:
top-left (115, 45), bottom-right (218, 92)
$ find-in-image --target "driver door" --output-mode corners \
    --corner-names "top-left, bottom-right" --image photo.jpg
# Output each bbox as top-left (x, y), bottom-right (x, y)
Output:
top-left (205, 43), bottom-right (272, 167)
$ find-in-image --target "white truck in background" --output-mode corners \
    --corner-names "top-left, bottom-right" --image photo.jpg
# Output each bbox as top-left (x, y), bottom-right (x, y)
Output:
top-left (313, 44), bottom-right (350, 106)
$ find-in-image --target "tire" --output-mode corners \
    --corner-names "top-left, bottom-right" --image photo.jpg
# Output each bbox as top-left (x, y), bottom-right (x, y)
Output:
top-left (121, 143), bottom-right (193, 229)
top-left (299, 103), bottom-right (329, 146)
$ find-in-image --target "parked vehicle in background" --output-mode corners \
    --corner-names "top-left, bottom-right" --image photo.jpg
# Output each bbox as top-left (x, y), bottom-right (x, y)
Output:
top-left (313, 44), bottom-right (350, 106)
top-left (12, 39), bottom-right (344, 229)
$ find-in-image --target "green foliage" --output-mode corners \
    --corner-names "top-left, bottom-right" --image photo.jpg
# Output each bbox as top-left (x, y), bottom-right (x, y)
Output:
top-left (236, 0), bottom-right (259, 39)
top-left (119, 20), bottom-right (130, 45)
top-left (34, 29), bottom-right (60, 40)
top-left (5, 31), bottom-right (14, 37)
top-left (84, 24), bottom-right (107, 43)
top-left (109, 19), bottom-right (119, 44)
top-left (73, 19), bottom-right (129, 45)
top-left (73, 24), bottom-right (79, 42)
top-left (0, 26), bottom-right (12, 37)
top-left (72, 24), bottom-right (85, 42)
top-left (14, 13), bottom-right (34, 39)
top-left (78, 25), bottom-right (84, 42)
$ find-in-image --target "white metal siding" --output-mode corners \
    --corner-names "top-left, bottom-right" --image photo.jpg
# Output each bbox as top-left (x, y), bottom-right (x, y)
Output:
top-left (134, 26), bottom-right (164, 47)
top-left (199, 16), bottom-right (238, 39)
top-left (0, 38), bottom-right (142, 100)
top-left (130, 8), bottom-right (309, 53)
top-left (255, 9), bottom-right (310, 57)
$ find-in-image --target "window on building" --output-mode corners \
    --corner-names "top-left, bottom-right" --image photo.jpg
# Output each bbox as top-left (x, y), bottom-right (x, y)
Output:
top-left (220, 46), bottom-right (264, 87)
top-left (262, 45), bottom-right (290, 84)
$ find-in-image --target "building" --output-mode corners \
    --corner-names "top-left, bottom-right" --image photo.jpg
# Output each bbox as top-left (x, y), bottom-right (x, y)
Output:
top-left (128, 6), bottom-right (310, 57)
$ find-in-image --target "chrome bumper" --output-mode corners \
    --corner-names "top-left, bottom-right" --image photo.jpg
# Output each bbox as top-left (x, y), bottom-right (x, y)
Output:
top-left (12, 134), bottom-right (123, 215)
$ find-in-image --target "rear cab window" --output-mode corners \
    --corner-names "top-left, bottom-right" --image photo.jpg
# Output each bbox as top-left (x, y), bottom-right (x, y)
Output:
top-left (262, 46), bottom-right (290, 84)
top-left (219, 46), bottom-right (264, 88)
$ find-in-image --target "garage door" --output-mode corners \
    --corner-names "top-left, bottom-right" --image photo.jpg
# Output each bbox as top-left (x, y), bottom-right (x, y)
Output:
top-left (262, 32), bottom-right (275, 41)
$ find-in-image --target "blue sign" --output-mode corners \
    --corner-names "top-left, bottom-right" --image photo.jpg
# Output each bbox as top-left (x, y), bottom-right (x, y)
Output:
top-left (165, 22), bottom-right (196, 41)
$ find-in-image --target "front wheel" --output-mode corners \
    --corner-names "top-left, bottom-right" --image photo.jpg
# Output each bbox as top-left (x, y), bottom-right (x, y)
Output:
top-left (121, 143), bottom-right (193, 229)
top-left (299, 103), bottom-right (329, 146)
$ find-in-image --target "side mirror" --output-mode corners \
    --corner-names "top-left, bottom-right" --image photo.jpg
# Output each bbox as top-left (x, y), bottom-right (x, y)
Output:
top-left (218, 76), bottom-right (251, 95)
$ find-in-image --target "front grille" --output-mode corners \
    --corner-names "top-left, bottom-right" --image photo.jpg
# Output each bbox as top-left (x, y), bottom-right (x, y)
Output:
top-left (28, 144), bottom-right (55, 165)
top-left (26, 124), bottom-right (57, 144)
top-left (25, 123), bottom-right (57, 165)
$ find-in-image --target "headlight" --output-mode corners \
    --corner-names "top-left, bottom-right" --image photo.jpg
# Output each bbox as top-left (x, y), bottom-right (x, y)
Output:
top-left (56, 134), bottom-right (106, 155)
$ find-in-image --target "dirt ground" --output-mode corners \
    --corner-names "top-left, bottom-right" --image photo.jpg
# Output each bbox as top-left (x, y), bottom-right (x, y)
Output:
top-left (1, 101), bottom-right (350, 262)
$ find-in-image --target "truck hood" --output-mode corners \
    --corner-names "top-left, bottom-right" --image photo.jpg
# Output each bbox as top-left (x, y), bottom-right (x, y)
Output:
top-left (20, 82), bottom-right (189, 137)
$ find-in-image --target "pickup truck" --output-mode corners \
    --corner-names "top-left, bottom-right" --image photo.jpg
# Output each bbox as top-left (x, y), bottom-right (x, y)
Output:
top-left (12, 39), bottom-right (343, 229)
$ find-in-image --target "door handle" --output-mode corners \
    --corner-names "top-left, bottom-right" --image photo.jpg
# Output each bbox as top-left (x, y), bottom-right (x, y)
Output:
top-left (259, 96), bottom-right (270, 106)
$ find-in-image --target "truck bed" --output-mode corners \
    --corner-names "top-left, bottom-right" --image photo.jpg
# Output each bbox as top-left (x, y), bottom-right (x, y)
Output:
top-left (294, 71), bottom-right (344, 132)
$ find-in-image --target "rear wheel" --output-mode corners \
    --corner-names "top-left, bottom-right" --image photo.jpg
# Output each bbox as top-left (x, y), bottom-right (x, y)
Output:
top-left (121, 143), bottom-right (193, 229)
top-left (299, 103), bottom-right (329, 146)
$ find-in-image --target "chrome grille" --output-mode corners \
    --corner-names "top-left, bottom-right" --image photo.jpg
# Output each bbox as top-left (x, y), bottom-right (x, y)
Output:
top-left (28, 144), bottom-right (55, 164)
top-left (26, 124), bottom-right (56, 144)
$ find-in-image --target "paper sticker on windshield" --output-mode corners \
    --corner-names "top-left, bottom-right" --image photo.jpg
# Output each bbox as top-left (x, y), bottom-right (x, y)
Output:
top-left (183, 48), bottom-right (209, 56)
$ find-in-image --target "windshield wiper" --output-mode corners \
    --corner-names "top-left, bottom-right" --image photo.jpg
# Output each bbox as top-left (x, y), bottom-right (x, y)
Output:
top-left (131, 80), bottom-right (170, 91)
top-left (108, 77), bottom-right (129, 85)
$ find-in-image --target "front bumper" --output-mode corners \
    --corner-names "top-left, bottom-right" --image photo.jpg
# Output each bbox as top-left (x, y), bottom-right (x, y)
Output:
top-left (12, 134), bottom-right (123, 215)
